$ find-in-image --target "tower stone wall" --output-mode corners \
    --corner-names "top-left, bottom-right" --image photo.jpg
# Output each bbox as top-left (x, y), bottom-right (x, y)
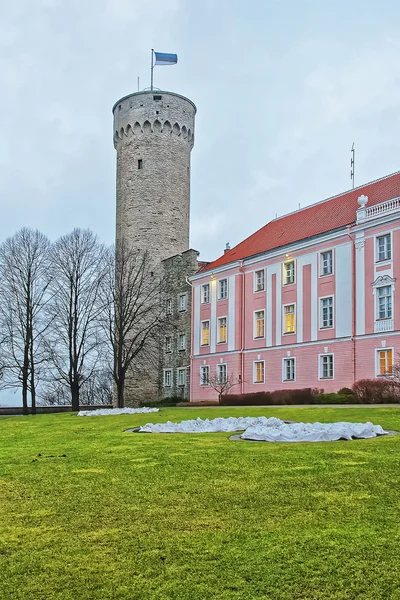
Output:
top-left (112, 90), bottom-right (196, 405)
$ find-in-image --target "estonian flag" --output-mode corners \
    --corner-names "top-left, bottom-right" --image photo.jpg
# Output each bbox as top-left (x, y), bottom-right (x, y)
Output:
top-left (154, 52), bottom-right (178, 66)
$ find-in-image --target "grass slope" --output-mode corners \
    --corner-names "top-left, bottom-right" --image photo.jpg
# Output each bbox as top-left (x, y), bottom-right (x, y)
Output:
top-left (0, 407), bottom-right (400, 600)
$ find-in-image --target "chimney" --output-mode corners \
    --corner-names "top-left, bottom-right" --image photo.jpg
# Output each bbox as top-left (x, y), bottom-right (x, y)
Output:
top-left (224, 242), bottom-right (231, 254)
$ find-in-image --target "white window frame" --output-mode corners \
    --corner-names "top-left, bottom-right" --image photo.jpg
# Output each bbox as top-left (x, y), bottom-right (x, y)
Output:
top-left (283, 303), bottom-right (296, 334)
top-left (319, 295), bottom-right (334, 329)
top-left (254, 269), bottom-right (265, 292)
top-left (166, 298), bottom-right (172, 315)
top-left (253, 360), bottom-right (265, 384)
top-left (165, 336), bottom-right (172, 353)
top-left (375, 347), bottom-right (394, 377)
top-left (253, 309), bottom-right (265, 339)
top-left (178, 333), bottom-right (186, 351)
top-left (163, 369), bottom-right (172, 387)
top-left (218, 278), bottom-right (228, 300)
top-left (200, 365), bottom-right (210, 386)
top-left (201, 320), bottom-right (210, 346)
top-left (283, 260), bottom-right (296, 285)
top-left (178, 293), bottom-right (187, 312)
top-left (217, 316), bottom-right (227, 344)
top-left (282, 357), bottom-right (296, 382)
top-left (216, 363), bottom-right (227, 384)
top-left (375, 232), bottom-right (392, 263)
top-left (319, 249), bottom-right (334, 277)
top-left (319, 353), bottom-right (334, 380)
top-left (201, 284), bottom-right (210, 304)
top-left (177, 368), bottom-right (186, 387)
top-left (376, 285), bottom-right (393, 320)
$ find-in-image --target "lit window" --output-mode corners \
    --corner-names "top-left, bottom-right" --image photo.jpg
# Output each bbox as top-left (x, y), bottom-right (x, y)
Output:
top-left (163, 369), bottom-right (172, 387)
top-left (377, 286), bottom-right (392, 319)
top-left (179, 294), bottom-right (187, 312)
top-left (283, 358), bottom-right (295, 381)
top-left (177, 368), bottom-right (186, 387)
top-left (320, 297), bottom-right (334, 328)
top-left (202, 284), bottom-right (210, 304)
top-left (320, 354), bottom-right (334, 379)
top-left (179, 333), bottom-right (186, 351)
top-left (320, 250), bottom-right (333, 276)
top-left (284, 304), bottom-right (295, 333)
top-left (217, 364), bottom-right (227, 384)
top-left (165, 336), bottom-right (172, 353)
top-left (200, 365), bottom-right (210, 385)
top-left (377, 234), bottom-right (391, 262)
top-left (218, 317), bottom-right (227, 343)
top-left (378, 349), bottom-right (393, 375)
top-left (255, 270), bottom-right (265, 292)
top-left (284, 261), bottom-right (295, 285)
top-left (254, 361), bottom-right (265, 383)
top-left (166, 298), bottom-right (172, 315)
top-left (219, 279), bottom-right (228, 299)
top-left (201, 321), bottom-right (210, 345)
top-left (254, 310), bottom-right (265, 338)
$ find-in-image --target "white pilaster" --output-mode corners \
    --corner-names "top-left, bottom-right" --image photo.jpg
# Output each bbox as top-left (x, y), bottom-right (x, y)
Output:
top-left (228, 275), bottom-right (236, 350)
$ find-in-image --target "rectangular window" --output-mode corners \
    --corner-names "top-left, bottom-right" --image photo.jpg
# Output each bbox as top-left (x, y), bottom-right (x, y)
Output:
top-left (320, 250), bottom-right (333, 276)
top-left (177, 368), bottom-right (186, 387)
top-left (165, 336), bottom-right (172, 353)
top-left (284, 304), bottom-right (296, 334)
top-left (218, 317), bottom-right (227, 343)
top-left (138, 159), bottom-right (143, 169)
top-left (200, 365), bottom-right (210, 385)
top-left (284, 261), bottom-right (295, 285)
top-left (217, 364), bottom-right (227, 384)
top-left (163, 369), bottom-right (172, 387)
top-left (254, 361), bottom-right (265, 383)
top-left (377, 286), bottom-right (392, 319)
top-left (202, 284), bottom-right (210, 304)
top-left (320, 354), bottom-right (334, 379)
top-left (377, 234), bottom-right (391, 262)
top-left (166, 298), bottom-right (172, 315)
top-left (283, 358), bottom-right (295, 381)
top-left (219, 279), bottom-right (228, 299)
top-left (201, 321), bottom-right (210, 345)
top-left (179, 333), bottom-right (186, 351)
top-left (320, 296), bottom-right (334, 328)
top-left (179, 294), bottom-right (187, 312)
top-left (378, 349), bottom-right (393, 375)
top-left (254, 310), bottom-right (265, 338)
top-left (254, 270), bottom-right (265, 292)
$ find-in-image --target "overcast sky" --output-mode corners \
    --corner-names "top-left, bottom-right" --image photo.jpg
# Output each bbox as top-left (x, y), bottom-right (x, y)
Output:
top-left (1, 0), bottom-right (400, 267)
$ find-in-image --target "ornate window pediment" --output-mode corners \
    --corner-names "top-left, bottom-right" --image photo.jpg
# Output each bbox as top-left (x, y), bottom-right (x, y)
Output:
top-left (372, 275), bottom-right (396, 289)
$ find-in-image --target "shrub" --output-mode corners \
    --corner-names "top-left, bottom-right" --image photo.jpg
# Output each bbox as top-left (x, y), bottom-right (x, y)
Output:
top-left (314, 393), bottom-right (355, 404)
top-left (352, 378), bottom-right (400, 403)
top-left (220, 388), bottom-right (321, 406)
top-left (337, 387), bottom-right (354, 397)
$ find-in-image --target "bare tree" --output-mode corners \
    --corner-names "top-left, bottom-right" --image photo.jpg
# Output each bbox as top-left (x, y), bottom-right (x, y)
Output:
top-left (46, 229), bottom-right (106, 411)
top-left (207, 371), bottom-right (241, 404)
top-left (101, 242), bottom-right (167, 408)
top-left (0, 228), bottom-right (51, 414)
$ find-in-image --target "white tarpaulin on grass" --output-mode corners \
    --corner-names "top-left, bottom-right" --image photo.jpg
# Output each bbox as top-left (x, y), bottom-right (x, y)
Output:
top-left (78, 407), bottom-right (159, 417)
top-left (138, 416), bottom-right (387, 442)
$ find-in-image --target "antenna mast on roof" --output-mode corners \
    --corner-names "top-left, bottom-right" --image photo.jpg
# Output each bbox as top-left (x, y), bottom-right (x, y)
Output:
top-left (350, 142), bottom-right (355, 189)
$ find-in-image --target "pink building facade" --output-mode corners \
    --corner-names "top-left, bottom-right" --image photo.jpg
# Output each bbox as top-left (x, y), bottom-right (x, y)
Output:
top-left (189, 172), bottom-right (400, 401)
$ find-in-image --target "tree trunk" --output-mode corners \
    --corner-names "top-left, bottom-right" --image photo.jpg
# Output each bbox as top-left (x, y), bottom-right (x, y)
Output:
top-left (30, 342), bottom-right (36, 415)
top-left (71, 380), bottom-right (80, 411)
top-left (116, 374), bottom-right (125, 409)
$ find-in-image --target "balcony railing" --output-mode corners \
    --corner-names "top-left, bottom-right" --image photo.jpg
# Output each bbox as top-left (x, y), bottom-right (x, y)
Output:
top-left (358, 197), bottom-right (400, 222)
top-left (374, 319), bottom-right (394, 333)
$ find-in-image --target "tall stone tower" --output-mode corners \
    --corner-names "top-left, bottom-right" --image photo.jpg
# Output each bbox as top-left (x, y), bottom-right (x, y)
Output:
top-left (112, 90), bottom-right (196, 404)
top-left (113, 90), bottom-right (196, 262)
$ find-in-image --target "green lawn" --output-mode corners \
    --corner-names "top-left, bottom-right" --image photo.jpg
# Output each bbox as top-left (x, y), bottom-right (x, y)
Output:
top-left (1, 407), bottom-right (400, 600)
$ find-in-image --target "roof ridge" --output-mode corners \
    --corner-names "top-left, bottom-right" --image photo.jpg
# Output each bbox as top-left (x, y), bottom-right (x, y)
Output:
top-left (270, 168), bottom-right (400, 223)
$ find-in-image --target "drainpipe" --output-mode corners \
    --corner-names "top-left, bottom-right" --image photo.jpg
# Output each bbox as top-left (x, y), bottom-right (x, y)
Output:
top-left (347, 226), bottom-right (357, 386)
top-left (239, 260), bottom-right (245, 394)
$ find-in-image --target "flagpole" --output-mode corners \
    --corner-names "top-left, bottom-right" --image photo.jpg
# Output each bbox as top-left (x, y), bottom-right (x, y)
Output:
top-left (150, 49), bottom-right (154, 91)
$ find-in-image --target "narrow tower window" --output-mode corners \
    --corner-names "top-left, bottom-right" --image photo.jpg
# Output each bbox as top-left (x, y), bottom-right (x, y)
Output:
top-left (138, 159), bottom-right (143, 169)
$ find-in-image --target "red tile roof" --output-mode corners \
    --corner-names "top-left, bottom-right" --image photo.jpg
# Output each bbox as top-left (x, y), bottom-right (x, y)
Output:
top-left (201, 171), bottom-right (400, 272)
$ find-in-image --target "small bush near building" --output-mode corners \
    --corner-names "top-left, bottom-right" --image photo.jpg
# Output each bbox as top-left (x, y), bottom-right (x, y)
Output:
top-left (220, 388), bottom-right (321, 406)
top-left (352, 379), bottom-right (400, 403)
